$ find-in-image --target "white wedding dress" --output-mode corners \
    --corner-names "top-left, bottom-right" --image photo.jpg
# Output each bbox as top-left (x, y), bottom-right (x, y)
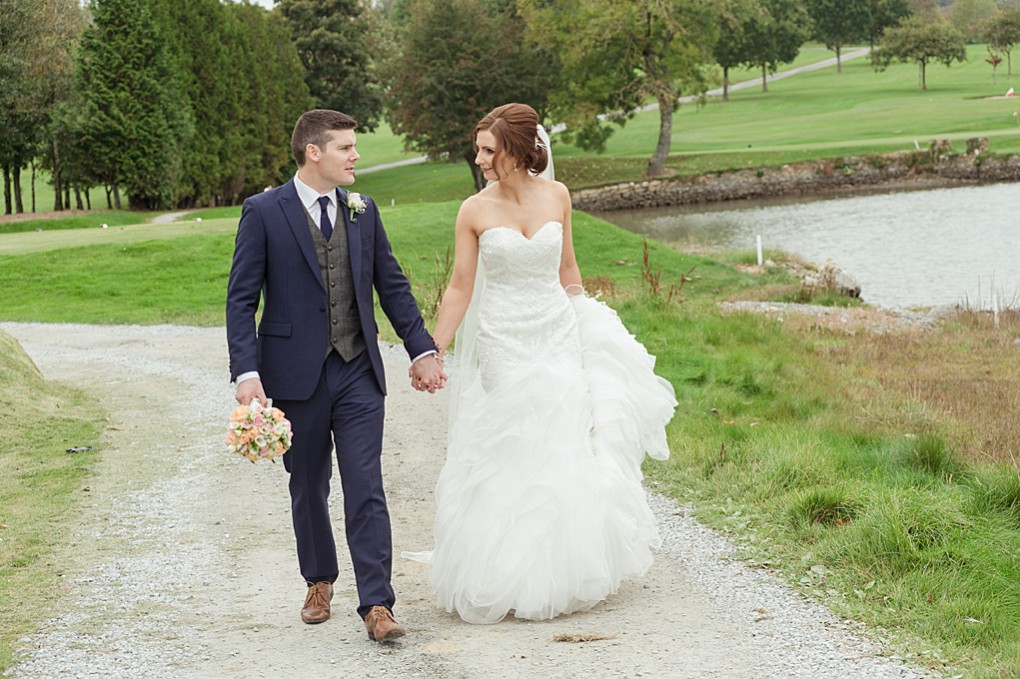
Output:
top-left (408, 220), bottom-right (677, 624)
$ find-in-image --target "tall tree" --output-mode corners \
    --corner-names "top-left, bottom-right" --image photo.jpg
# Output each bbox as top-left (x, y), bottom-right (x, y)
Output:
top-left (873, 16), bottom-right (967, 90)
top-left (383, 0), bottom-right (557, 190)
top-left (521, 0), bottom-right (721, 178)
top-left (77, 0), bottom-right (192, 209)
top-left (984, 7), bottom-right (1020, 74)
top-left (29, 0), bottom-right (91, 212)
top-left (868, 0), bottom-right (913, 49)
top-left (278, 0), bottom-right (384, 132)
top-left (740, 0), bottom-right (812, 91)
top-left (807, 0), bottom-right (871, 72)
top-left (714, 0), bottom-right (766, 101)
top-left (0, 0), bottom-right (34, 214)
top-left (949, 0), bottom-right (999, 40)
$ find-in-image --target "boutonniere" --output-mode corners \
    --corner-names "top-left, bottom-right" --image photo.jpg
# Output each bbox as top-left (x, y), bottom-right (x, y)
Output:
top-left (346, 192), bottom-right (367, 222)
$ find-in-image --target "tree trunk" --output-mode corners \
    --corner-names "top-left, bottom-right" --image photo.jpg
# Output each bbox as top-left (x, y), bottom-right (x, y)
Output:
top-left (85, 190), bottom-right (92, 210)
top-left (920, 60), bottom-right (927, 91)
top-left (74, 184), bottom-right (84, 210)
top-left (1008, 50), bottom-right (1013, 76)
top-left (466, 150), bottom-right (485, 192)
top-left (30, 160), bottom-right (36, 212)
top-left (761, 63), bottom-right (769, 92)
top-left (51, 140), bottom-right (64, 211)
top-left (63, 184), bottom-right (70, 210)
top-left (723, 66), bottom-right (730, 102)
top-left (836, 45), bottom-right (843, 73)
top-left (105, 185), bottom-right (112, 209)
top-left (113, 183), bottom-right (122, 210)
top-left (2, 165), bottom-right (10, 215)
top-left (13, 161), bottom-right (23, 213)
top-left (647, 96), bottom-right (673, 177)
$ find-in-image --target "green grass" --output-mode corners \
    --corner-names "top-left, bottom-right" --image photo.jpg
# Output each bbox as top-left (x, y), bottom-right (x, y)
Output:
top-left (0, 331), bottom-right (103, 671)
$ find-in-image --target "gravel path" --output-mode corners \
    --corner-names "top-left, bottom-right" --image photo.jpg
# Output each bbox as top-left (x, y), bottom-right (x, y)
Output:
top-left (2, 323), bottom-right (942, 679)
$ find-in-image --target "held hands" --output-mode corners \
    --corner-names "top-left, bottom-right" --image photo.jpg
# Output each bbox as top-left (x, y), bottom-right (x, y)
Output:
top-left (409, 354), bottom-right (447, 394)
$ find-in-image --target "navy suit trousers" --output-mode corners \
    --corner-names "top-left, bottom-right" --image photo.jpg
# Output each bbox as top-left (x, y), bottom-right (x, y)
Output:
top-left (276, 350), bottom-right (392, 619)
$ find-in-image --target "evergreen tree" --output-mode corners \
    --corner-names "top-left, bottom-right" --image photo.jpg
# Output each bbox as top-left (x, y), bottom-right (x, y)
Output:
top-left (278, 0), bottom-right (384, 131)
top-left (77, 0), bottom-right (192, 209)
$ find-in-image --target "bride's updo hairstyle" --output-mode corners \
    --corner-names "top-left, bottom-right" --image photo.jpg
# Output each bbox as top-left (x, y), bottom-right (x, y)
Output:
top-left (474, 103), bottom-right (548, 180)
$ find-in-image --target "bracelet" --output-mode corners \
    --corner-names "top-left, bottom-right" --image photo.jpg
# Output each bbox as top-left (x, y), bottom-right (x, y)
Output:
top-left (564, 284), bottom-right (585, 296)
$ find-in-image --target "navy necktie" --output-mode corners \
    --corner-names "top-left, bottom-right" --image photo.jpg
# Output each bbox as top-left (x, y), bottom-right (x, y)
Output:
top-left (318, 195), bottom-right (333, 241)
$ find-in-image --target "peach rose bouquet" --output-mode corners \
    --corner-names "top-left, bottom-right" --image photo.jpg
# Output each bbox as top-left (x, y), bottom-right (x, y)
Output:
top-left (226, 398), bottom-right (293, 462)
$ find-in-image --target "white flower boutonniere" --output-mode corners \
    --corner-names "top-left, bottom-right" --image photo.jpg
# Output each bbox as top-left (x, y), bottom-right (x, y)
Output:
top-left (346, 192), bottom-right (367, 222)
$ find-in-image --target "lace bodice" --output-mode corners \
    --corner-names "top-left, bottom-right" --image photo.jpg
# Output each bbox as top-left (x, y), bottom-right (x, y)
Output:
top-left (475, 221), bottom-right (580, 389)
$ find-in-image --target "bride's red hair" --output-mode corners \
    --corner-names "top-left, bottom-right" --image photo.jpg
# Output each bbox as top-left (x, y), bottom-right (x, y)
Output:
top-left (474, 103), bottom-right (548, 179)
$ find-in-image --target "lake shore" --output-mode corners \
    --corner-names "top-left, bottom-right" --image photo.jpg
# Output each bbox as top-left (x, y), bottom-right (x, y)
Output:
top-left (572, 150), bottom-right (1020, 212)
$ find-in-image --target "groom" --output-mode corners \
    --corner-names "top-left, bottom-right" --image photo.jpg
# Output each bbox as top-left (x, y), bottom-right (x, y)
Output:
top-left (226, 109), bottom-right (444, 642)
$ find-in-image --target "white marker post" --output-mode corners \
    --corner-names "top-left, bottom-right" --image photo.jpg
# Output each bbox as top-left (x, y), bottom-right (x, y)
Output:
top-left (756, 234), bottom-right (763, 266)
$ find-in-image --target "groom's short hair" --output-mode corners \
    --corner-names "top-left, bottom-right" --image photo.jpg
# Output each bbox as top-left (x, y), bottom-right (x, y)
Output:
top-left (292, 110), bottom-right (358, 166)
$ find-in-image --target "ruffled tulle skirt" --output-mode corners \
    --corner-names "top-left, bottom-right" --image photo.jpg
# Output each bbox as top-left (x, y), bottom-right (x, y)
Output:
top-left (406, 295), bottom-right (676, 624)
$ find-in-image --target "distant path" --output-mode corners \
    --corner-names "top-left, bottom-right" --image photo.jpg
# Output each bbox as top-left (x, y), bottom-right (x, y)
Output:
top-left (150, 210), bottom-right (197, 224)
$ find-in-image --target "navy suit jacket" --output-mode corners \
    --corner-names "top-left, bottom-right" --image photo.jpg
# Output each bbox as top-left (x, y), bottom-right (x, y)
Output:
top-left (226, 179), bottom-right (435, 400)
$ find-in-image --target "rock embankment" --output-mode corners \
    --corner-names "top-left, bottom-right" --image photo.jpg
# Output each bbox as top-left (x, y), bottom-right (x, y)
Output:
top-left (573, 147), bottom-right (1020, 212)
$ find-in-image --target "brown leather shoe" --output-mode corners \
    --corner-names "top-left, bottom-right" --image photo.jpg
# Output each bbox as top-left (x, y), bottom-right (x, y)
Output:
top-left (364, 605), bottom-right (406, 642)
top-left (300, 582), bottom-right (333, 624)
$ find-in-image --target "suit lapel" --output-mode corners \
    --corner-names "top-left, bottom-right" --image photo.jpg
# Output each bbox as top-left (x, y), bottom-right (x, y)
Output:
top-left (336, 187), bottom-right (362, 290)
top-left (280, 179), bottom-right (325, 292)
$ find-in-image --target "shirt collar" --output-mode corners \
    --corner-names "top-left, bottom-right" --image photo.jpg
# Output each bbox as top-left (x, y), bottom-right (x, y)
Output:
top-left (293, 174), bottom-right (336, 211)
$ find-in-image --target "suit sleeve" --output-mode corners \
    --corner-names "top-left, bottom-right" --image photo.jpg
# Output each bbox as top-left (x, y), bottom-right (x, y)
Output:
top-left (226, 198), bottom-right (268, 381)
top-left (369, 203), bottom-right (438, 361)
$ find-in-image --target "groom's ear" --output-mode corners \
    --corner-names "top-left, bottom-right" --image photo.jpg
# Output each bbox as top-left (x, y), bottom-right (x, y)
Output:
top-left (305, 143), bottom-right (321, 164)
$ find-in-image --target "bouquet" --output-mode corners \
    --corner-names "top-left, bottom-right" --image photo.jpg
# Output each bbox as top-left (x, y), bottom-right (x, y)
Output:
top-left (226, 398), bottom-right (293, 462)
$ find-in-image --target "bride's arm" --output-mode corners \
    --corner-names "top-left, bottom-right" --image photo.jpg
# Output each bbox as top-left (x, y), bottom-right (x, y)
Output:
top-left (556, 184), bottom-right (583, 295)
top-left (432, 203), bottom-right (480, 354)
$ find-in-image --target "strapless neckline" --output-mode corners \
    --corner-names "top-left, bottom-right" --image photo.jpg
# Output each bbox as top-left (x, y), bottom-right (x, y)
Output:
top-left (480, 221), bottom-right (562, 242)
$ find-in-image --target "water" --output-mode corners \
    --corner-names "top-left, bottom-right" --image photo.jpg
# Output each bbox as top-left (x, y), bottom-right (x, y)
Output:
top-left (596, 183), bottom-right (1020, 309)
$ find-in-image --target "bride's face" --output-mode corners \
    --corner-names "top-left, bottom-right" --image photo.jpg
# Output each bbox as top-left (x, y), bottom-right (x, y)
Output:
top-left (475, 130), bottom-right (516, 181)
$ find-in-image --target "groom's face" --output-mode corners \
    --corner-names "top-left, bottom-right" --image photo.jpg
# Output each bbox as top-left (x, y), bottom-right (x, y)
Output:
top-left (313, 129), bottom-right (360, 186)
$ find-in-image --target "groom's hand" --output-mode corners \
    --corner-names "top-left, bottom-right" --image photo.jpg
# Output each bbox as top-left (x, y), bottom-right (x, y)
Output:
top-left (409, 355), bottom-right (446, 393)
top-left (235, 377), bottom-right (268, 405)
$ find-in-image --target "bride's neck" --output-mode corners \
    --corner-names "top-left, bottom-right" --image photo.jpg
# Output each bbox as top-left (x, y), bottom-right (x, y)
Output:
top-left (495, 172), bottom-right (534, 204)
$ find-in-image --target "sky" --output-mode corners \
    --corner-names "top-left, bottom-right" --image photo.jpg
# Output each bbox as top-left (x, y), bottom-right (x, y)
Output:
top-left (247, 0), bottom-right (276, 9)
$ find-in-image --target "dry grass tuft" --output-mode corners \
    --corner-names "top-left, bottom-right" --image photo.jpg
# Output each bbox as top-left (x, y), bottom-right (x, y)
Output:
top-left (818, 308), bottom-right (1020, 466)
top-left (552, 632), bottom-right (615, 643)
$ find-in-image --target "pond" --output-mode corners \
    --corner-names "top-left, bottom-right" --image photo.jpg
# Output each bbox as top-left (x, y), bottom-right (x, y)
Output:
top-left (594, 183), bottom-right (1020, 309)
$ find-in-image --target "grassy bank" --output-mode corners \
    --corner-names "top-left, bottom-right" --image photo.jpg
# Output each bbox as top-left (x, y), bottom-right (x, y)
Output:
top-left (3, 202), bottom-right (1020, 674)
top-left (0, 331), bottom-right (104, 671)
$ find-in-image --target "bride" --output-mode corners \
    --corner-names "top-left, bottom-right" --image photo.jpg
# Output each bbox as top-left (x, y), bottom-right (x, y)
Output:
top-left (407, 102), bottom-right (677, 624)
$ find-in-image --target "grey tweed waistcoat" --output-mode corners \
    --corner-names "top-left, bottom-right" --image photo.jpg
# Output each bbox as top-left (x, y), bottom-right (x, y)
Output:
top-left (304, 208), bottom-right (366, 361)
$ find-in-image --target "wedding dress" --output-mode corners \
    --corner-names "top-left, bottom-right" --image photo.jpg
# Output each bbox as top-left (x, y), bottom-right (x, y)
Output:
top-left (407, 218), bottom-right (677, 625)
